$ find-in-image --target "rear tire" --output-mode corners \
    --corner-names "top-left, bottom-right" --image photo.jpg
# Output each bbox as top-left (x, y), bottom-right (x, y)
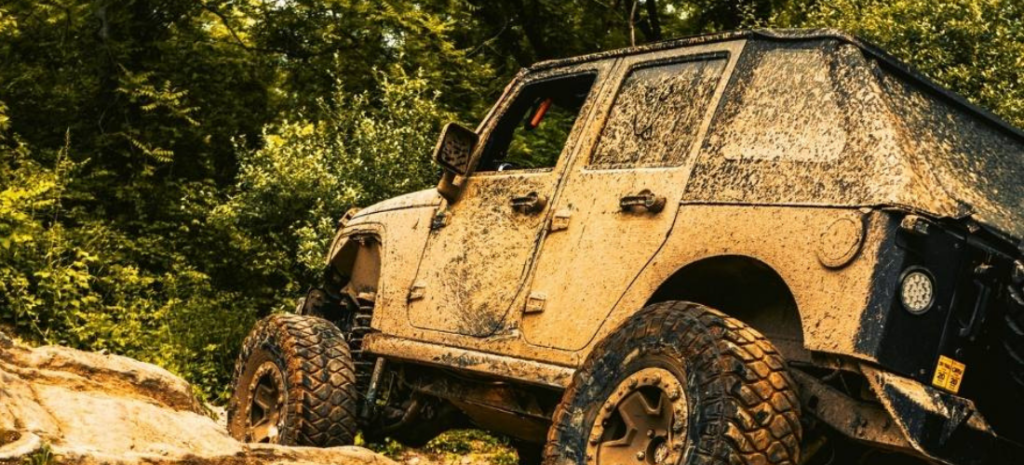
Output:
top-left (544, 301), bottom-right (802, 465)
top-left (227, 314), bottom-right (359, 447)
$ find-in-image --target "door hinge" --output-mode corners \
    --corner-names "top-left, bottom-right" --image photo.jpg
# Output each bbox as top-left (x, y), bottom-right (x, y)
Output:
top-left (408, 282), bottom-right (427, 301)
top-left (431, 209), bottom-right (449, 230)
top-left (549, 209), bottom-right (571, 232)
top-left (524, 292), bottom-right (547, 314)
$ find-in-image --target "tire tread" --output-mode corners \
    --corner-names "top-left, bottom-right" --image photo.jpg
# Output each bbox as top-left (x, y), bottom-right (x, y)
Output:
top-left (228, 314), bottom-right (358, 447)
top-left (543, 302), bottom-right (801, 465)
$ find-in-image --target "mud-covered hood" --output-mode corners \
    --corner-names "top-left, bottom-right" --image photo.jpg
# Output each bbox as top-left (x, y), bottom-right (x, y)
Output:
top-left (352, 188), bottom-right (441, 218)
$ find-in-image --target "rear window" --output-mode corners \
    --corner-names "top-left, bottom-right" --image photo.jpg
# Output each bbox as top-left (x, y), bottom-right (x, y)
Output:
top-left (715, 48), bottom-right (846, 163)
top-left (683, 41), bottom-right (905, 206)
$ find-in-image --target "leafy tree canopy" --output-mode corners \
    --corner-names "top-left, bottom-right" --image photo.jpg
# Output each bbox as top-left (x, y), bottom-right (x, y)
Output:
top-left (1, 0), bottom-right (1020, 399)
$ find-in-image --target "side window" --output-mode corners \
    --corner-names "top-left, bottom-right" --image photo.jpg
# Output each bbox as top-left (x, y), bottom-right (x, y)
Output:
top-left (477, 74), bottom-right (596, 172)
top-left (589, 57), bottom-right (727, 168)
top-left (714, 48), bottom-right (845, 162)
top-left (682, 43), bottom-right (874, 206)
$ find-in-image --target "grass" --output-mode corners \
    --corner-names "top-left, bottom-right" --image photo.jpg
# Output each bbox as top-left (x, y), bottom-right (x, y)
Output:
top-left (22, 442), bottom-right (54, 465)
top-left (363, 430), bottom-right (517, 465)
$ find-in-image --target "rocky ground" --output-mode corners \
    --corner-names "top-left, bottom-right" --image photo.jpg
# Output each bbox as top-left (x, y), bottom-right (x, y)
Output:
top-left (0, 330), bottom-right (398, 465)
top-left (0, 329), bottom-right (926, 465)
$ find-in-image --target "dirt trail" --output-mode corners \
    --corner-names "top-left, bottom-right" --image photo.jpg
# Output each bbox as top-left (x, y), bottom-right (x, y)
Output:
top-left (0, 330), bottom-right (395, 465)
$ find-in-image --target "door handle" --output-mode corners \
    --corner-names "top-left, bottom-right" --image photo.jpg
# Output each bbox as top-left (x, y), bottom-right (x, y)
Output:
top-left (620, 189), bottom-right (666, 214)
top-left (511, 192), bottom-right (547, 214)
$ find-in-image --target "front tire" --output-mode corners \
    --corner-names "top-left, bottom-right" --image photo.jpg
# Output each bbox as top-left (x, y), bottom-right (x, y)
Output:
top-left (544, 302), bottom-right (802, 465)
top-left (227, 314), bottom-right (359, 447)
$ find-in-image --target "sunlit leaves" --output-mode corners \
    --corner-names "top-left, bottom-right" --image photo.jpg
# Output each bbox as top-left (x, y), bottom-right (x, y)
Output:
top-left (1, 0), bottom-right (1022, 403)
top-left (218, 72), bottom-right (451, 273)
top-left (773, 0), bottom-right (1024, 128)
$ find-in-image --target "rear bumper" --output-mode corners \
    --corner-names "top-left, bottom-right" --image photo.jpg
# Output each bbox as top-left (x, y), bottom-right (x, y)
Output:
top-left (862, 365), bottom-right (1024, 464)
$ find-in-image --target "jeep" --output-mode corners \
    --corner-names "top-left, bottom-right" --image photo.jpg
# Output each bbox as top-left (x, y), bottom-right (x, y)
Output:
top-left (226, 29), bottom-right (1024, 465)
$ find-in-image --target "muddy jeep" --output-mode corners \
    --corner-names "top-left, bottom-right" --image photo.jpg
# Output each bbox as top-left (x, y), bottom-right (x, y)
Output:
top-left (227, 29), bottom-right (1024, 465)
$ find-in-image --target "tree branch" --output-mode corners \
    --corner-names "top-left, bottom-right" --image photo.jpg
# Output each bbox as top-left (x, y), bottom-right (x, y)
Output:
top-left (645, 0), bottom-right (662, 41)
top-left (199, 3), bottom-right (251, 51)
top-left (628, 0), bottom-right (638, 46)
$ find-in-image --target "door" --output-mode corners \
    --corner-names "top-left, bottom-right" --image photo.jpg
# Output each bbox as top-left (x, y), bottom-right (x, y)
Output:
top-left (407, 63), bottom-right (614, 337)
top-left (522, 41), bottom-right (743, 350)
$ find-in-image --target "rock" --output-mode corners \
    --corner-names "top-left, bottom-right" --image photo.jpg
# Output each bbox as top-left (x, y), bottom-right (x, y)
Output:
top-left (0, 431), bottom-right (41, 462)
top-left (0, 339), bottom-right (396, 465)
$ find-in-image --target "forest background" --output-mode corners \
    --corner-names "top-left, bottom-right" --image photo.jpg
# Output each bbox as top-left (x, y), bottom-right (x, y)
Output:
top-left (1, 0), bottom-right (1022, 401)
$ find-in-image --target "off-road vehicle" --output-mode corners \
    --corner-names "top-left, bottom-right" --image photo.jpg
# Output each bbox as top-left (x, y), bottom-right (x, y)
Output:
top-left (227, 29), bottom-right (1024, 465)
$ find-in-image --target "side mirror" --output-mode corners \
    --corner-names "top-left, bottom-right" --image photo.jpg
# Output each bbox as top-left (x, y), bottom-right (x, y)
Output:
top-left (433, 122), bottom-right (478, 176)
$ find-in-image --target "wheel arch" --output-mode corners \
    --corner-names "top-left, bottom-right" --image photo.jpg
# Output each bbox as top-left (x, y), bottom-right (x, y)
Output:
top-left (644, 254), bottom-right (808, 361)
top-left (328, 229), bottom-right (384, 297)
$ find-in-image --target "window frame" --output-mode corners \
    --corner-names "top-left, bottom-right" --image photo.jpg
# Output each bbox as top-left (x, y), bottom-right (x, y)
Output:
top-left (462, 65), bottom-right (607, 179)
top-left (583, 51), bottom-right (731, 171)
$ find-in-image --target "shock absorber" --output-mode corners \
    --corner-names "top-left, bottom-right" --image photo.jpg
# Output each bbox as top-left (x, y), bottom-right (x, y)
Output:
top-left (362, 357), bottom-right (387, 419)
top-left (347, 292), bottom-right (377, 396)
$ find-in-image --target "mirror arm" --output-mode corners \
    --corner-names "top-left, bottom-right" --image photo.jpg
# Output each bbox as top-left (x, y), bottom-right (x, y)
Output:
top-left (437, 170), bottom-right (460, 204)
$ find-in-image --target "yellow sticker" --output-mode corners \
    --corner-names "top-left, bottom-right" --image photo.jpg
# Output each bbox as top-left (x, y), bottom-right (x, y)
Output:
top-left (932, 355), bottom-right (967, 394)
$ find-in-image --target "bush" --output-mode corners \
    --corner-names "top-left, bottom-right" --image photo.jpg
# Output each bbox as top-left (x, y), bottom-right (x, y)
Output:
top-left (213, 71), bottom-right (453, 287)
top-left (0, 71), bottom-right (451, 401)
top-left (0, 108), bottom-right (257, 401)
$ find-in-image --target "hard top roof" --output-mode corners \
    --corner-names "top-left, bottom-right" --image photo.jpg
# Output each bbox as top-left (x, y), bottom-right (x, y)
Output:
top-left (529, 28), bottom-right (1024, 143)
top-left (526, 29), bottom-right (1024, 245)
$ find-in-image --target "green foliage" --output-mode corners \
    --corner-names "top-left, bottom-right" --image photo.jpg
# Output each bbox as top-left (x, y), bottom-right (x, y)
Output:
top-left (214, 72), bottom-right (452, 291)
top-left (779, 0), bottom-right (1024, 129)
top-left (506, 107), bottom-right (578, 169)
top-left (425, 430), bottom-right (516, 465)
top-left (0, 0), bottom-right (478, 401)
top-left (360, 430), bottom-right (516, 464)
top-left (1, 0), bottom-right (1022, 405)
top-left (22, 441), bottom-right (54, 465)
top-left (361, 436), bottom-right (407, 459)
top-left (0, 121), bottom-right (255, 400)
top-left (426, 429), bottom-right (490, 454)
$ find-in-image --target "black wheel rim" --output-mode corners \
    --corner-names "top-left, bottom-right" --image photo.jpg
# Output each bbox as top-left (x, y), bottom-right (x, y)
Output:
top-left (246, 361), bottom-right (286, 443)
top-left (588, 367), bottom-right (689, 465)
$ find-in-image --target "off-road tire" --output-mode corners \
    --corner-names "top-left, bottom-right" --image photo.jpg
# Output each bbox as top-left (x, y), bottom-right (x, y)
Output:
top-left (227, 314), bottom-right (358, 447)
top-left (544, 301), bottom-right (802, 465)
